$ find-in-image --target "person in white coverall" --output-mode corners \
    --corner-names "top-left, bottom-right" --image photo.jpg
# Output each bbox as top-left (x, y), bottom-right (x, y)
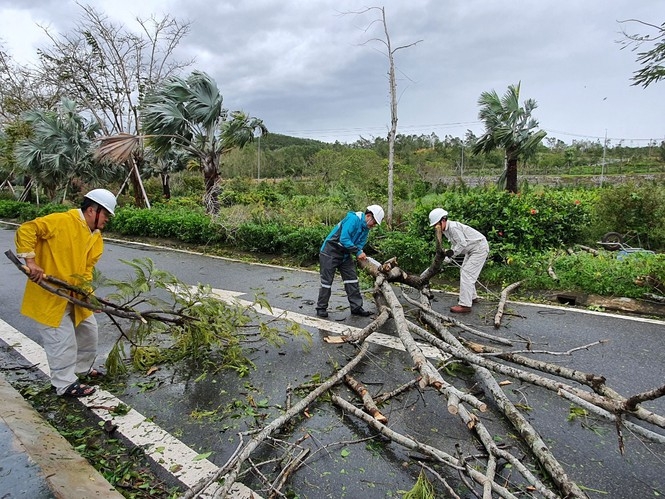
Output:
top-left (429, 208), bottom-right (489, 313)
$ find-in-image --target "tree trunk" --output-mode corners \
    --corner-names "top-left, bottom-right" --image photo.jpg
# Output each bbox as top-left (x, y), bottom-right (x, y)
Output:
top-left (203, 154), bottom-right (220, 214)
top-left (505, 153), bottom-right (518, 193)
top-left (161, 172), bottom-right (171, 199)
top-left (129, 153), bottom-right (148, 208)
top-left (384, 6), bottom-right (397, 228)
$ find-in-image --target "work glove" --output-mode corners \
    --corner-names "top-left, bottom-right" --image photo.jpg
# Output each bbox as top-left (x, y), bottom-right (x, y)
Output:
top-left (444, 249), bottom-right (454, 258)
top-left (443, 256), bottom-right (452, 265)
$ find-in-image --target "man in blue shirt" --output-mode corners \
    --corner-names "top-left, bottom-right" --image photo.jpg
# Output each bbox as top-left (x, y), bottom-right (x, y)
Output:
top-left (316, 205), bottom-right (384, 318)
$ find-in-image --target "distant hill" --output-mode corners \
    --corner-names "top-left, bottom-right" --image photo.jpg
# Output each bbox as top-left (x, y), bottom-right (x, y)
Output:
top-left (259, 133), bottom-right (329, 151)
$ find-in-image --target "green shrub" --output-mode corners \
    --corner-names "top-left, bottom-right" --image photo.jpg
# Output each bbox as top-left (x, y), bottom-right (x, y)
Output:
top-left (0, 200), bottom-right (26, 219)
top-left (109, 206), bottom-right (221, 245)
top-left (0, 200), bottom-right (69, 221)
top-left (279, 225), bottom-right (330, 261)
top-left (592, 183), bottom-right (665, 250)
top-left (232, 222), bottom-right (284, 253)
top-left (551, 250), bottom-right (665, 298)
top-left (373, 230), bottom-right (432, 274)
top-left (410, 186), bottom-right (596, 259)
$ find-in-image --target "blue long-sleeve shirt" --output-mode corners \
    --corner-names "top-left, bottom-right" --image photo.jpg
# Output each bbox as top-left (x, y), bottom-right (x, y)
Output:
top-left (320, 211), bottom-right (368, 257)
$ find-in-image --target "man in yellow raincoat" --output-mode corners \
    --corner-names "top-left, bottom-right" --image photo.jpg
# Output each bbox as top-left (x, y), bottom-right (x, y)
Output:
top-left (15, 189), bottom-right (117, 397)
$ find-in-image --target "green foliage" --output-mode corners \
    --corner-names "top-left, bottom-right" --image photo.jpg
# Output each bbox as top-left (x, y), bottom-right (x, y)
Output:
top-left (109, 205), bottom-right (222, 244)
top-left (0, 200), bottom-right (70, 220)
top-left (230, 222), bottom-right (329, 261)
top-left (481, 248), bottom-right (665, 299)
top-left (232, 222), bottom-right (284, 253)
top-left (550, 250), bottom-right (665, 298)
top-left (279, 225), bottom-right (330, 262)
top-left (97, 258), bottom-right (311, 377)
top-left (0, 199), bottom-right (27, 218)
top-left (373, 230), bottom-right (432, 274)
top-left (410, 186), bottom-right (596, 258)
top-left (592, 183), bottom-right (665, 249)
top-left (401, 469), bottom-right (436, 499)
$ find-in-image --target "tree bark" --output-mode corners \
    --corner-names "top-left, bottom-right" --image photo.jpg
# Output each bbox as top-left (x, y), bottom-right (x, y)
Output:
top-left (185, 343), bottom-right (370, 498)
top-left (494, 280), bottom-right (522, 328)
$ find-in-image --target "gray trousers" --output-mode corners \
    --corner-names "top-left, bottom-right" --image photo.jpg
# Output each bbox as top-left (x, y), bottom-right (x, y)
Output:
top-left (317, 243), bottom-right (363, 313)
top-left (38, 303), bottom-right (98, 394)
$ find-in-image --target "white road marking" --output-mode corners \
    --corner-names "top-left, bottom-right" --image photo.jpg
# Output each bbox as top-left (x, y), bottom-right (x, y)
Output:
top-left (0, 319), bottom-right (257, 499)
top-left (207, 287), bottom-right (446, 360)
top-left (0, 284), bottom-right (443, 499)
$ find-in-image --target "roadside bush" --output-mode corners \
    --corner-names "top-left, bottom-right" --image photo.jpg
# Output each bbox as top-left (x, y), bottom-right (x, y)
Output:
top-left (110, 206), bottom-right (221, 244)
top-left (232, 222), bottom-right (284, 253)
top-left (550, 250), bottom-right (665, 298)
top-left (373, 230), bottom-right (432, 274)
top-left (410, 186), bottom-right (596, 259)
top-left (279, 226), bottom-right (330, 259)
top-left (0, 200), bottom-right (69, 221)
top-left (0, 200), bottom-right (26, 219)
top-left (592, 183), bottom-right (665, 250)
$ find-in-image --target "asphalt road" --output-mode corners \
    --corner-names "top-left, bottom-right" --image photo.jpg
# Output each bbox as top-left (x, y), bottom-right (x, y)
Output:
top-left (1, 222), bottom-right (664, 498)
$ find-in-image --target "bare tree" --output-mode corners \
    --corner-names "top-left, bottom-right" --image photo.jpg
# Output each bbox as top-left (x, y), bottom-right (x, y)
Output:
top-left (0, 44), bottom-right (61, 123)
top-left (35, 4), bottom-right (193, 206)
top-left (352, 6), bottom-right (422, 227)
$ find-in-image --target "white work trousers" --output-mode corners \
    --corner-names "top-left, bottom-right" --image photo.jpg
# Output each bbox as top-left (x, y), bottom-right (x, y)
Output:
top-left (38, 303), bottom-right (98, 395)
top-left (458, 241), bottom-right (490, 307)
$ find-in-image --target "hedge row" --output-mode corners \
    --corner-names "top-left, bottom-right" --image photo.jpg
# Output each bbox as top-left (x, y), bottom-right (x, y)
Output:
top-left (0, 190), bottom-right (603, 271)
top-left (109, 206), bottom-right (330, 262)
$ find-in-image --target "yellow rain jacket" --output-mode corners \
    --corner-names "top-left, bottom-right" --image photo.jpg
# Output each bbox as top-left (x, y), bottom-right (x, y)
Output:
top-left (15, 209), bottom-right (104, 327)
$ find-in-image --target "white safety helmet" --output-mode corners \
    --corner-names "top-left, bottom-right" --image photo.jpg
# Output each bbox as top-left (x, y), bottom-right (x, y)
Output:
top-left (428, 208), bottom-right (448, 226)
top-left (84, 188), bottom-right (117, 216)
top-left (366, 204), bottom-right (385, 225)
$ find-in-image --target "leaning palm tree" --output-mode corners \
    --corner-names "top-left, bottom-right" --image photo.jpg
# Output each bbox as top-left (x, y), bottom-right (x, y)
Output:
top-left (472, 83), bottom-right (546, 193)
top-left (140, 70), bottom-right (268, 213)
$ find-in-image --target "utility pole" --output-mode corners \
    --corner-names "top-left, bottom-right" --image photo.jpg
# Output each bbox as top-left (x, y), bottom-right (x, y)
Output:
top-left (600, 129), bottom-right (607, 187)
top-left (257, 133), bottom-right (261, 180)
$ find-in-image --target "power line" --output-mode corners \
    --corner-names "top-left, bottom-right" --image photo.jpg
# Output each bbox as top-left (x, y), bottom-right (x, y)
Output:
top-left (272, 122), bottom-right (663, 145)
top-left (543, 128), bottom-right (662, 144)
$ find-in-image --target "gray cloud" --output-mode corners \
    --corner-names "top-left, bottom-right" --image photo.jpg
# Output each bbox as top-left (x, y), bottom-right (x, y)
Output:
top-left (1, 0), bottom-right (664, 144)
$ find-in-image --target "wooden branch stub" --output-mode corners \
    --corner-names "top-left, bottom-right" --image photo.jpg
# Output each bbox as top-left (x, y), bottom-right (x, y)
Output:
top-left (494, 281), bottom-right (523, 329)
top-left (577, 245), bottom-right (599, 256)
top-left (344, 374), bottom-right (388, 424)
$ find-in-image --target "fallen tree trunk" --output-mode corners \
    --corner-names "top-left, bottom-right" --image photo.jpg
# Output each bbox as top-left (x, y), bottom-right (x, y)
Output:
top-left (331, 395), bottom-right (521, 499)
top-left (186, 343), bottom-right (370, 498)
top-left (177, 249), bottom-right (665, 498)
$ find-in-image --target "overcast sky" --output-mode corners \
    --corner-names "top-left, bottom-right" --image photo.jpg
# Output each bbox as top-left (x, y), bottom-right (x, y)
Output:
top-left (1, 0), bottom-right (664, 146)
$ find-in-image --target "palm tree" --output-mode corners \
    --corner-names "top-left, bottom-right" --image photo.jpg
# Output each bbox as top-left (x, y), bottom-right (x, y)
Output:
top-left (472, 83), bottom-right (547, 193)
top-left (142, 147), bottom-right (190, 200)
top-left (140, 70), bottom-right (268, 213)
top-left (15, 98), bottom-right (118, 202)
